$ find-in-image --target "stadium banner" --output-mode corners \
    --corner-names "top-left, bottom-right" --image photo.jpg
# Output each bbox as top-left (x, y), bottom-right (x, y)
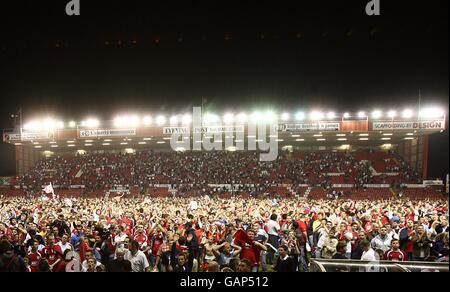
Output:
top-left (423, 180), bottom-right (443, 186)
top-left (402, 184), bottom-right (425, 188)
top-left (208, 184), bottom-right (232, 188)
top-left (0, 177), bottom-right (11, 186)
top-left (163, 127), bottom-right (189, 135)
top-left (383, 173), bottom-right (400, 176)
top-left (152, 184), bottom-right (171, 188)
top-left (276, 122), bottom-right (340, 132)
top-left (3, 132), bottom-right (21, 142)
top-left (372, 120), bottom-right (445, 130)
top-left (193, 125), bottom-right (245, 133)
top-left (3, 132), bottom-right (53, 141)
top-left (332, 184), bottom-right (354, 188)
top-left (78, 129), bottom-right (136, 138)
top-left (363, 184), bottom-right (391, 188)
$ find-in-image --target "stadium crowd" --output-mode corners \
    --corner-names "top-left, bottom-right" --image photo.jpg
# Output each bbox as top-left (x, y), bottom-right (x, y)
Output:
top-left (0, 195), bottom-right (448, 272)
top-left (15, 150), bottom-right (420, 196)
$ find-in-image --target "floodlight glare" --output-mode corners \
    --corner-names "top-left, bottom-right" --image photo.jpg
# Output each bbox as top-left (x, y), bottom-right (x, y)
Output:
top-left (170, 115), bottom-right (179, 124)
top-left (237, 113), bottom-right (247, 123)
top-left (203, 113), bottom-right (218, 124)
top-left (114, 117), bottom-right (123, 127)
top-left (182, 114), bottom-right (192, 124)
top-left (143, 116), bottom-right (152, 126)
top-left (343, 113), bottom-right (350, 118)
top-left (130, 115), bottom-right (140, 126)
top-left (24, 121), bottom-right (41, 131)
top-left (310, 111), bottom-right (324, 120)
top-left (264, 111), bottom-right (276, 122)
top-left (280, 113), bottom-right (290, 121)
top-left (83, 119), bottom-right (99, 128)
top-left (402, 109), bottom-right (414, 119)
top-left (251, 112), bottom-right (262, 122)
top-left (295, 112), bottom-right (305, 121)
top-left (69, 121), bottom-right (76, 128)
top-left (358, 112), bottom-right (366, 118)
top-left (223, 113), bottom-right (234, 124)
top-left (372, 110), bottom-right (382, 119)
top-left (156, 115), bottom-right (166, 125)
top-left (43, 118), bottom-right (56, 130)
top-left (419, 108), bottom-right (444, 119)
top-left (327, 112), bottom-right (336, 119)
top-left (387, 110), bottom-right (397, 118)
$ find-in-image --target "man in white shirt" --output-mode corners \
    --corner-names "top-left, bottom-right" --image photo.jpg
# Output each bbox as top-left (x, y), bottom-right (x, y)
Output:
top-left (265, 214), bottom-right (280, 265)
top-left (57, 234), bottom-right (73, 254)
top-left (360, 239), bottom-right (379, 272)
top-left (371, 226), bottom-right (392, 253)
top-left (124, 240), bottom-right (149, 272)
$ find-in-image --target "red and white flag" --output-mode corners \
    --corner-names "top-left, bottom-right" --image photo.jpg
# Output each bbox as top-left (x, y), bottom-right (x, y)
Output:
top-left (43, 182), bottom-right (56, 198)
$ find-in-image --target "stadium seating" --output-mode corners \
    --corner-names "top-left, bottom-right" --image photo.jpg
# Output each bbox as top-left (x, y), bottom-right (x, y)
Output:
top-left (2, 150), bottom-right (442, 200)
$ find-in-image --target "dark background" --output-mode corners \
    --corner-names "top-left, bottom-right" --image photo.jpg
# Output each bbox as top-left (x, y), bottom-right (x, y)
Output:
top-left (0, 0), bottom-right (448, 179)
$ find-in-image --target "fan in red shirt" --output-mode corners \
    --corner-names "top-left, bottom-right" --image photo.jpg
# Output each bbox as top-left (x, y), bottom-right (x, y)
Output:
top-left (42, 234), bottom-right (63, 272)
top-left (296, 214), bottom-right (308, 242)
top-left (384, 239), bottom-right (408, 262)
top-left (0, 222), bottom-right (12, 241)
top-left (27, 239), bottom-right (42, 272)
top-left (234, 229), bottom-right (267, 272)
top-left (120, 214), bottom-right (135, 235)
top-left (150, 230), bottom-right (165, 257)
top-left (133, 224), bottom-right (150, 254)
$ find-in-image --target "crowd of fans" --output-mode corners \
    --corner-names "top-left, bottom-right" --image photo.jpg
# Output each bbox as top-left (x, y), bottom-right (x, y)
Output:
top-left (15, 150), bottom-right (420, 196)
top-left (0, 195), bottom-right (448, 272)
top-left (1, 149), bottom-right (446, 272)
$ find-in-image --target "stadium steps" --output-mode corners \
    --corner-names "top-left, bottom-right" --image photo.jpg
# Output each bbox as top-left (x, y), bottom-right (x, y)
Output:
top-left (389, 188), bottom-right (397, 197)
top-left (75, 169), bottom-right (83, 178)
top-left (304, 187), bottom-right (312, 198)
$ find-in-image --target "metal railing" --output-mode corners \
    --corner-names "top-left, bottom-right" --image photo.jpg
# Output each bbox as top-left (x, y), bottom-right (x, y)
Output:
top-left (310, 259), bottom-right (449, 272)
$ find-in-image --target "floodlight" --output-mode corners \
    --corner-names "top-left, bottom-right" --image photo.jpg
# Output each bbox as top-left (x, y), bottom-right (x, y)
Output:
top-left (156, 115), bottom-right (166, 125)
top-left (402, 109), bottom-right (414, 119)
top-left (310, 111), bottom-right (324, 120)
top-left (387, 111), bottom-right (397, 118)
top-left (295, 112), bottom-right (305, 121)
top-left (372, 110), bottom-right (382, 119)
top-left (223, 113), bottom-right (234, 124)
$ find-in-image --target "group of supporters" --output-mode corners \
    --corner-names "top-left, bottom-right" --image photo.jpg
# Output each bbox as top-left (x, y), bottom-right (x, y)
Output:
top-left (0, 195), bottom-right (448, 272)
top-left (15, 150), bottom-right (420, 196)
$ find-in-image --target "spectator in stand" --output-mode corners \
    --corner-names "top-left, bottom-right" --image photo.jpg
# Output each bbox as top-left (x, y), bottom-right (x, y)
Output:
top-left (41, 234), bottom-right (63, 272)
top-left (124, 240), bottom-right (149, 272)
top-left (384, 239), bottom-right (407, 261)
top-left (236, 258), bottom-right (252, 272)
top-left (266, 213), bottom-right (280, 265)
top-left (411, 226), bottom-right (432, 261)
top-left (399, 220), bottom-right (415, 261)
top-left (0, 240), bottom-right (27, 272)
top-left (107, 248), bottom-right (131, 272)
top-left (273, 245), bottom-right (296, 272)
top-left (371, 226), bottom-right (392, 253)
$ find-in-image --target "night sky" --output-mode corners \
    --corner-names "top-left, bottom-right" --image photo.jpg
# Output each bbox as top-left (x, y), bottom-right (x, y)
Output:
top-left (0, 0), bottom-right (448, 178)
